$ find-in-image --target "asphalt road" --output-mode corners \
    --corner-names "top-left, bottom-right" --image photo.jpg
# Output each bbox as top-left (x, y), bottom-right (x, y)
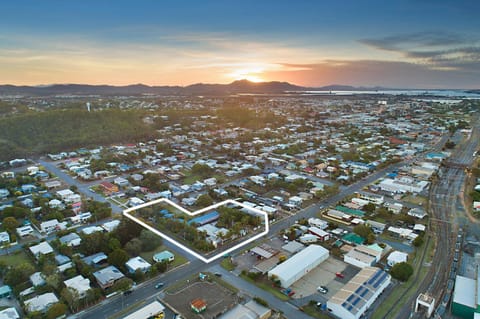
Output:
top-left (70, 159), bottom-right (406, 319)
top-left (54, 135), bottom-right (444, 319)
top-left (37, 158), bottom-right (124, 214)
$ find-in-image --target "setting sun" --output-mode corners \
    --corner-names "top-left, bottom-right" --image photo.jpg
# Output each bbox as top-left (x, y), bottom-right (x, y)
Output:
top-left (228, 67), bottom-right (265, 82)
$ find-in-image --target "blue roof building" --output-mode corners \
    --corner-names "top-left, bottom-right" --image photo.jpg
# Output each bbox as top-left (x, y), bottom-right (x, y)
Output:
top-left (188, 211), bottom-right (219, 226)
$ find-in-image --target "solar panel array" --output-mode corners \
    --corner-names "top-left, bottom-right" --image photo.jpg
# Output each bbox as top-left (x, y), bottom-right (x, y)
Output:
top-left (340, 269), bottom-right (390, 316)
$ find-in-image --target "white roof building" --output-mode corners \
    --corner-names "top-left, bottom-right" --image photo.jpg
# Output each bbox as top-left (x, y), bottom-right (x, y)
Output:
top-left (25, 292), bottom-right (59, 313)
top-left (81, 226), bottom-right (103, 235)
top-left (268, 244), bottom-right (329, 288)
top-left (328, 267), bottom-right (391, 319)
top-left (56, 189), bottom-right (74, 200)
top-left (387, 251), bottom-right (408, 267)
top-left (344, 245), bottom-right (382, 268)
top-left (102, 220), bottom-right (120, 232)
top-left (16, 225), bottom-right (34, 237)
top-left (126, 256), bottom-right (151, 273)
top-left (122, 301), bottom-right (165, 319)
top-left (59, 233), bottom-right (82, 247)
top-left (0, 307), bottom-right (20, 319)
top-left (40, 219), bottom-right (59, 233)
top-left (452, 275), bottom-right (478, 314)
top-left (64, 275), bottom-right (91, 298)
top-left (30, 272), bottom-right (46, 287)
top-left (0, 232), bottom-right (9, 244)
top-left (29, 241), bottom-right (54, 258)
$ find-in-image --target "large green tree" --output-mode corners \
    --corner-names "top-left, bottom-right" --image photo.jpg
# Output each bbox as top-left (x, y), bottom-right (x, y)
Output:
top-left (390, 262), bottom-right (413, 282)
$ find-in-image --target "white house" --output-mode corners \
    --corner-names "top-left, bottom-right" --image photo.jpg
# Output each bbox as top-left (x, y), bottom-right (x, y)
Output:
top-left (0, 232), bottom-right (10, 245)
top-left (16, 225), bottom-right (34, 237)
top-left (387, 251), bottom-right (408, 267)
top-left (29, 242), bottom-right (54, 258)
top-left (40, 219), bottom-right (59, 234)
top-left (56, 189), bottom-right (74, 200)
top-left (81, 226), bottom-right (103, 235)
top-left (25, 292), bottom-right (59, 313)
top-left (288, 196), bottom-right (303, 207)
top-left (64, 275), bottom-right (91, 298)
top-left (126, 256), bottom-right (151, 273)
top-left (59, 233), bottom-right (82, 247)
top-left (102, 220), bottom-right (120, 232)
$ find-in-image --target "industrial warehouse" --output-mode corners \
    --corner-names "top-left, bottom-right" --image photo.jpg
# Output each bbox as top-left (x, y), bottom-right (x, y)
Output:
top-left (327, 267), bottom-right (391, 319)
top-left (268, 244), bottom-right (329, 288)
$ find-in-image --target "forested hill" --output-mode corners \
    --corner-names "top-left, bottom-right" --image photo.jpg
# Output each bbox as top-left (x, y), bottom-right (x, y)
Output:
top-left (0, 109), bottom-right (155, 161)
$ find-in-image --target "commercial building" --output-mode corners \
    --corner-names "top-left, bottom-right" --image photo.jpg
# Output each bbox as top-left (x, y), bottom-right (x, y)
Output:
top-left (220, 300), bottom-right (271, 319)
top-left (344, 245), bottom-right (382, 269)
top-left (452, 275), bottom-right (480, 318)
top-left (122, 301), bottom-right (165, 319)
top-left (327, 267), bottom-right (391, 319)
top-left (268, 244), bottom-right (329, 288)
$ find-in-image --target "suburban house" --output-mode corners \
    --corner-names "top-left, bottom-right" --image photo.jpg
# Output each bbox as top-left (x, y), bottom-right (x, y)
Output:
top-left (24, 292), bottom-right (59, 314)
top-left (59, 233), bottom-right (82, 247)
top-left (99, 181), bottom-right (119, 194)
top-left (30, 272), bottom-right (46, 287)
top-left (153, 250), bottom-right (175, 263)
top-left (83, 252), bottom-right (108, 267)
top-left (64, 275), bottom-right (91, 298)
top-left (93, 265), bottom-right (125, 289)
top-left (40, 219), bottom-right (60, 234)
top-left (125, 256), bottom-right (151, 273)
top-left (29, 242), bottom-right (54, 259)
top-left (0, 232), bottom-right (10, 245)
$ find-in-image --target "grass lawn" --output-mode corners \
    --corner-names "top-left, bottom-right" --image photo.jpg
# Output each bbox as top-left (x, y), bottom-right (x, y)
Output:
top-left (220, 258), bottom-right (236, 271)
top-left (239, 273), bottom-right (290, 301)
top-left (183, 174), bottom-right (202, 184)
top-left (1, 250), bottom-right (31, 267)
top-left (301, 304), bottom-right (332, 319)
top-left (139, 245), bottom-right (188, 269)
top-left (402, 194), bottom-right (427, 206)
top-left (372, 235), bottom-right (433, 319)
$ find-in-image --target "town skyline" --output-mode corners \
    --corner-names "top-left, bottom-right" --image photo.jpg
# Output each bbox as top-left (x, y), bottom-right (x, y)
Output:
top-left (1, 1), bottom-right (480, 89)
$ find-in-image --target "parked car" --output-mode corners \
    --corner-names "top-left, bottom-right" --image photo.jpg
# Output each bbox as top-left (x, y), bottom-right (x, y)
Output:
top-left (214, 272), bottom-right (222, 277)
top-left (317, 286), bottom-right (328, 294)
top-left (155, 282), bottom-right (165, 289)
top-left (123, 289), bottom-right (133, 296)
top-left (335, 272), bottom-right (345, 279)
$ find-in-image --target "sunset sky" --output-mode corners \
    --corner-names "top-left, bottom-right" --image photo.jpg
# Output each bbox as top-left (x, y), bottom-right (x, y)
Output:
top-left (1, 1), bottom-right (479, 88)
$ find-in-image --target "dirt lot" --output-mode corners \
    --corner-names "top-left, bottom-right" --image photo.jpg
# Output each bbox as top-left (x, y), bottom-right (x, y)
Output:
top-left (163, 280), bottom-right (238, 319)
top-left (290, 257), bottom-right (359, 299)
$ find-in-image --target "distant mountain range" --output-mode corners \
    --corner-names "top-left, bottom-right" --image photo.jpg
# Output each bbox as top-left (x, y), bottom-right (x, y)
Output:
top-left (0, 80), bottom-right (393, 96)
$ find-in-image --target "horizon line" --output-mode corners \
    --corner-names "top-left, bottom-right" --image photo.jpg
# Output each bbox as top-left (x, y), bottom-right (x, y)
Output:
top-left (0, 80), bottom-right (473, 91)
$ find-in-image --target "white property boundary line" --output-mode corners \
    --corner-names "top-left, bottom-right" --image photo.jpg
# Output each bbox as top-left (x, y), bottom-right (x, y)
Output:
top-left (123, 198), bottom-right (269, 263)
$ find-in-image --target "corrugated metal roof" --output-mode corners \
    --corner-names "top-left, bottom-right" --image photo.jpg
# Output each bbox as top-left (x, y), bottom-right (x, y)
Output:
top-left (268, 244), bottom-right (328, 282)
top-left (453, 275), bottom-right (476, 308)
